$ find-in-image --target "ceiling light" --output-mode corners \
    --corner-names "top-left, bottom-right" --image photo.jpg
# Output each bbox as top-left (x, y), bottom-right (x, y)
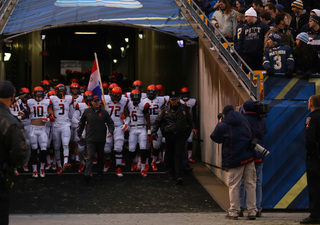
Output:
top-left (74, 32), bottom-right (97, 35)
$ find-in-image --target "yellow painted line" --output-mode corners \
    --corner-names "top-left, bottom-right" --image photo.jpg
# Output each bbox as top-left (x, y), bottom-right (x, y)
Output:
top-left (275, 77), bottom-right (300, 100)
top-left (308, 78), bottom-right (320, 95)
top-left (274, 173), bottom-right (307, 209)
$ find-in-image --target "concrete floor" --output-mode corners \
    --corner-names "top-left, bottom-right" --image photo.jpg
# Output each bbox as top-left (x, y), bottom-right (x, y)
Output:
top-left (10, 162), bottom-right (310, 225)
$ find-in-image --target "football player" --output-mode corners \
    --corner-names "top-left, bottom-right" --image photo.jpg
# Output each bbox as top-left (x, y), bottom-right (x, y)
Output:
top-left (180, 87), bottom-right (199, 163)
top-left (26, 86), bottom-right (54, 178)
top-left (145, 85), bottom-right (166, 171)
top-left (17, 88), bottom-right (32, 172)
top-left (104, 86), bottom-right (129, 177)
top-left (127, 89), bottom-right (151, 177)
top-left (45, 90), bottom-right (56, 171)
top-left (49, 83), bottom-right (74, 174)
top-left (72, 91), bottom-right (93, 173)
top-left (69, 82), bottom-right (83, 163)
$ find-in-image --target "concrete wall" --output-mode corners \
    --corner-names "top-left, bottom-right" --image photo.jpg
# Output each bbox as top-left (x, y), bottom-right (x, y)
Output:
top-left (198, 37), bottom-right (250, 183)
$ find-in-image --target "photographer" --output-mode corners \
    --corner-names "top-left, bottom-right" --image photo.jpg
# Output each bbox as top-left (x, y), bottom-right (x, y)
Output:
top-left (210, 105), bottom-right (257, 220)
top-left (239, 100), bottom-right (267, 218)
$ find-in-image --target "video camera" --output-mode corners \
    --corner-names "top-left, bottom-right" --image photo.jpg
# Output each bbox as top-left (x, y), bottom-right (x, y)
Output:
top-left (255, 102), bottom-right (270, 118)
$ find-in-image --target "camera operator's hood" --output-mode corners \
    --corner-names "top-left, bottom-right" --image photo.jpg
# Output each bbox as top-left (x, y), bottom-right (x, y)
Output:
top-left (223, 111), bottom-right (243, 125)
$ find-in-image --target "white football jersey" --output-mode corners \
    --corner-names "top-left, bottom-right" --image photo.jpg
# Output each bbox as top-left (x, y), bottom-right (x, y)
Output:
top-left (180, 98), bottom-right (197, 113)
top-left (50, 95), bottom-right (73, 127)
top-left (9, 101), bottom-right (21, 117)
top-left (26, 98), bottom-right (51, 120)
top-left (127, 99), bottom-right (149, 126)
top-left (19, 100), bottom-right (31, 126)
top-left (72, 102), bottom-right (89, 127)
top-left (145, 96), bottom-right (166, 125)
top-left (105, 95), bottom-right (129, 127)
top-left (69, 95), bottom-right (84, 127)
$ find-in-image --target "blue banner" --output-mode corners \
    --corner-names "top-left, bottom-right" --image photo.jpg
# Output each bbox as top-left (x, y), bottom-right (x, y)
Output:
top-left (2, 0), bottom-right (197, 39)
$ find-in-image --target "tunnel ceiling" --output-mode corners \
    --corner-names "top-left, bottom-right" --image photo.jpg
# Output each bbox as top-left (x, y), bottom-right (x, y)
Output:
top-left (1, 0), bottom-right (198, 39)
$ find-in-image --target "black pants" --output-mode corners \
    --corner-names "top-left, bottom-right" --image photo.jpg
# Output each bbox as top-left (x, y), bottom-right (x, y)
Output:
top-left (0, 187), bottom-right (9, 225)
top-left (85, 141), bottom-right (105, 176)
top-left (306, 156), bottom-right (320, 218)
top-left (164, 135), bottom-right (186, 180)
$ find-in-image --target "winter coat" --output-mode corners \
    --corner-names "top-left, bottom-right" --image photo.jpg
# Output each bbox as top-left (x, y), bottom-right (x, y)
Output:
top-left (211, 8), bottom-right (238, 39)
top-left (210, 110), bottom-right (255, 169)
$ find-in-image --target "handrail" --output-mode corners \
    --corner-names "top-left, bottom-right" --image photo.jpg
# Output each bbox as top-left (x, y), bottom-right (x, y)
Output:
top-left (0, 0), bottom-right (12, 21)
top-left (179, 0), bottom-right (261, 101)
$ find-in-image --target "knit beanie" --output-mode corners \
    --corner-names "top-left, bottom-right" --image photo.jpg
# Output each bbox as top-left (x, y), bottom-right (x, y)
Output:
top-left (311, 9), bottom-right (320, 17)
top-left (296, 32), bottom-right (309, 44)
top-left (310, 15), bottom-right (320, 25)
top-left (245, 7), bottom-right (257, 17)
top-left (291, 0), bottom-right (303, 10)
top-left (268, 33), bottom-right (281, 45)
top-left (237, 8), bottom-right (246, 17)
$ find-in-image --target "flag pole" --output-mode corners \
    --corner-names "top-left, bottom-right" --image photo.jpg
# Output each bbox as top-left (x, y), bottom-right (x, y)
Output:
top-left (94, 52), bottom-right (106, 110)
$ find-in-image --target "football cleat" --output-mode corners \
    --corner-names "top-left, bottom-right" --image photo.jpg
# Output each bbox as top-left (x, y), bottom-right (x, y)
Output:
top-left (57, 167), bottom-right (62, 175)
top-left (151, 162), bottom-right (158, 171)
top-left (40, 169), bottom-right (45, 178)
top-left (144, 164), bottom-right (149, 172)
top-left (93, 156), bottom-right (98, 164)
top-left (103, 161), bottom-right (110, 172)
top-left (45, 163), bottom-right (51, 170)
top-left (78, 163), bottom-right (85, 173)
top-left (52, 164), bottom-right (57, 170)
top-left (136, 162), bottom-right (141, 171)
top-left (23, 165), bottom-right (29, 172)
top-left (188, 157), bottom-right (195, 163)
top-left (116, 167), bottom-right (123, 177)
top-left (140, 170), bottom-right (147, 177)
top-left (156, 158), bottom-right (162, 164)
top-left (32, 171), bottom-right (38, 178)
top-left (14, 170), bottom-right (19, 176)
top-left (62, 163), bottom-right (71, 171)
top-left (131, 162), bottom-right (137, 172)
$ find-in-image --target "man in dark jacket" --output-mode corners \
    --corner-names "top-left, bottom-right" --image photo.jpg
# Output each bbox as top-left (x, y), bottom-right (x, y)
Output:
top-left (151, 91), bottom-right (194, 185)
top-left (290, 0), bottom-right (309, 37)
top-left (77, 95), bottom-right (114, 182)
top-left (210, 105), bottom-right (257, 220)
top-left (300, 95), bottom-right (320, 224)
top-left (0, 80), bottom-right (28, 225)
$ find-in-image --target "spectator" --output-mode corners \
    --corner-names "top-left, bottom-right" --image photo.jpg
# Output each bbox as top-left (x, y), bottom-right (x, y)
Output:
top-left (259, 10), bottom-right (275, 27)
top-left (275, 4), bottom-right (292, 24)
top-left (301, 9), bottom-right (320, 32)
top-left (210, 105), bottom-right (257, 220)
top-left (290, 0), bottom-right (309, 37)
top-left (210, 0), bottom-right (238, 42)
top-left (300, 95), bottom-right (320, 224)
top-left (264, 13), bottom-right (295, 50)
top-left (307, 15), bottom-right (320, 62)
top-left (234, 8), bottom-right (247, 52)
top-left (265, 3), bottom-right (277, 21)
top-left (266, 0), bottom-right (277, 5)
top-left (238, 7), bottom-right (270, 70)
top-left (252, 0), bottom-right (264, 16)
top-left (293, 32), bottom-right (319, 75)
top-left (263, 33), bottom-right (294, 77)
top-left (239, 100), bottom-right (267, 218)
top-left (236, 0), bottom-right (247, 10)
top-left (0, 81), bottom-right (28, 225)
top-left (196, 0), bottom-right (219, 19)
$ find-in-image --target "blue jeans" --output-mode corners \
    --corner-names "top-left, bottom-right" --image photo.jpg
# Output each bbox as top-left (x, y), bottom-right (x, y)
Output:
top-left (240, 161), bottom-right (263, 212)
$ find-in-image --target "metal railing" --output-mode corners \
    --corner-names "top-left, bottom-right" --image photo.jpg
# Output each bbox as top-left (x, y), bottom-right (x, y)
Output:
top-left (179, 0), bottom-right (261, 100)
